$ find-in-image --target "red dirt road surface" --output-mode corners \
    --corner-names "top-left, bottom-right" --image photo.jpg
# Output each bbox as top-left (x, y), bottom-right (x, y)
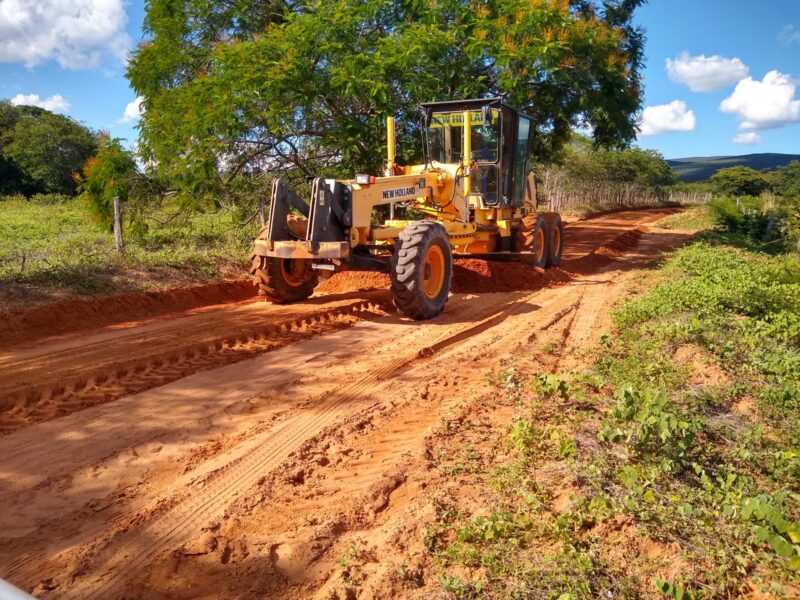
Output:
top-left (0, 208), bottom-right (692, 599)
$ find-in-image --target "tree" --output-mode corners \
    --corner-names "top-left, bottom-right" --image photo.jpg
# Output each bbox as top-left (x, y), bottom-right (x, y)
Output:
top-left (775, 161), bottom-right (800, 198)
top-left (0, 100), bottom-right (35, 195)
top-left (77, 135), bottom-right (138, 225)
top-left (127, 0), bottom-right (646, 205)
top-left (710, 166), bottom-right (771, 197)
top-left (560, 134), bottom-right (676, 189)
top-left (0, 101), bottom-right (98, 195)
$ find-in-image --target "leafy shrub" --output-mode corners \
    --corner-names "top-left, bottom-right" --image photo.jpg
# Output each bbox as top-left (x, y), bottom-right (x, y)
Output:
top-left (709, 195), bottom-right (800, 251)
top-left (29, 193), bottom-right (72, 205)
top-left (600, 385), bottom-right (700, 471)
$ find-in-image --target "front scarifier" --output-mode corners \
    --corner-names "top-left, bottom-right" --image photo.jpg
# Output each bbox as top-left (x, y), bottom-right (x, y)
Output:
top-left (251, 97), bottom-right (565, 319)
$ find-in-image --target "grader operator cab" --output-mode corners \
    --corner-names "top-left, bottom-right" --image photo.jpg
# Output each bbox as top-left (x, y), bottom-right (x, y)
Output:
top-left (250, 97), bottom-right (564, 320)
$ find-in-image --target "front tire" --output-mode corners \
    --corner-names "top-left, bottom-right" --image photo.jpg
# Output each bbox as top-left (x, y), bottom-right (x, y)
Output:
top-left (250, 256), bottom-right (317, 303)
top-left (391, 221), bottom-right (452, 320)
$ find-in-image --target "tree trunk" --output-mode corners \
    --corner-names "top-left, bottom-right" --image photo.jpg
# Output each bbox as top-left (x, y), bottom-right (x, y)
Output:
top-left (113, 196), bottom-right (124, 253)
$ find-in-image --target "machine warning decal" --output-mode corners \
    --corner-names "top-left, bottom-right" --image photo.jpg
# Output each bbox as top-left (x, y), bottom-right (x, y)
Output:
top-left (382, 186), bottom-right (417, 200)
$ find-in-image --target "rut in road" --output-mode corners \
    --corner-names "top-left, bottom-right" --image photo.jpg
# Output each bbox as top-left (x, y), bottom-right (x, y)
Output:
top-left (0, 296), bottom-right (390, 434)
top-left (62, 291), bottom-right (569, 599)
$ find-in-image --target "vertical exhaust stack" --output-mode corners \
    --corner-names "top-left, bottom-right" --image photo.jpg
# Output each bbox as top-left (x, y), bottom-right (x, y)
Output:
top-left (386, 116), bottom-right (396, 177)
top-left (462, 110), bottom-right (472, 220)
top-left (387, 116), bottom-right (396, 220)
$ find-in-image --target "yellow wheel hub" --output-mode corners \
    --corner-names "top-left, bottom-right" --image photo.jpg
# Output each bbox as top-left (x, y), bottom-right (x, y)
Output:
top-left (281, 259), bottom-right (308, 287)
top-left (422, 245), bottom-right (446, 299)
top-left (535, 227), bottom-right (545, 263)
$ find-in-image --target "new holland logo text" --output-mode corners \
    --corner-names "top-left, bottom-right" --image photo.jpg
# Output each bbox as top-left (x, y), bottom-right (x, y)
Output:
top-left (382, 186), bottom-right (416, 200)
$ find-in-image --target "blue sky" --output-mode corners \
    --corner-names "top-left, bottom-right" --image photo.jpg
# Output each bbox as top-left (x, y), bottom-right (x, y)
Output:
top-left (635, 0), bottom-right (800, 158)
top-left (0, 0), bottom-right (798, 160)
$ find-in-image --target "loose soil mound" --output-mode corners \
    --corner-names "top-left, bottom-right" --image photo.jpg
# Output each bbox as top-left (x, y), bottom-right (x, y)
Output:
top-left (317, 227), bottom-right (646, 296)
top-left (0, 279), bottom-right (254, 348)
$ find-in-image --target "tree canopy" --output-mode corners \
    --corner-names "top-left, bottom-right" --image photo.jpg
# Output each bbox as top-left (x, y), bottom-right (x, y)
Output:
top-left (774, 161), bottom-right (800, 199)
top-left (710, 166), bottom-right (772, 198)
top-left (560, 134), bottom-right (676, 189)
top-left (0, 101), bottom-right (98, 196)
top-left (128, 0), bottom-right (646, 205)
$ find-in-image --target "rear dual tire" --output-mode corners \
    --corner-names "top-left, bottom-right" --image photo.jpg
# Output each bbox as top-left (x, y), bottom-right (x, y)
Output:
top-left (514, 213), bottom-right (564, 268)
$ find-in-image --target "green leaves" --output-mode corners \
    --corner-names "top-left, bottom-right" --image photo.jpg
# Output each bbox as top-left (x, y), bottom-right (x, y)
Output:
top-left (654, 578), bottom-right (695, 600)
top-left (0, 100), bottom-right (97, 196)
top-left (128, 0), bottom-right (646, 202)
top-left (600, 385), bottom-right (700, 470)
top-left (77, 135), bottom-right (138, 225)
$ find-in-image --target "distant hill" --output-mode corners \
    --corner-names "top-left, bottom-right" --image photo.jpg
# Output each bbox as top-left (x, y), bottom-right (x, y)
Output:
top-left (668, 153), bottom-right (800, 182)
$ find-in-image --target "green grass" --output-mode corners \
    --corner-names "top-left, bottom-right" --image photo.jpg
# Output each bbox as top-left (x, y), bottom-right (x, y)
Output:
top-left (590, 242), bottom-right (800, 596)
top-left (0, 194), bottom-right (258, 305)
top-left (424, 238), bottom-right (800, 599)
top-left (654, 205), bottom-right (716, 231)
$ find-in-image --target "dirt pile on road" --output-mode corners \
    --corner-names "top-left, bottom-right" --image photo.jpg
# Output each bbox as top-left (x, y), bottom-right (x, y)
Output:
top-left (1, 211), bottom-right (669, 350)
top-left (317, 226), bottom-right (647, 296)
top-left (316, 259), bottom-right (566, 295)
top-left (0, 279), bottom-right (255, 348)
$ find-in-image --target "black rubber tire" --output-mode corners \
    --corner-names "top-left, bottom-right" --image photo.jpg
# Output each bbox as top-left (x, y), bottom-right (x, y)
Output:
top-left (391, 221), bottom-right (453, 320)
top-left (545, 213), bottom-right (564, 267)
top-left (514, 213), bottom-right (549, 268)
top-left (250, 255), bottom-right (317, 303)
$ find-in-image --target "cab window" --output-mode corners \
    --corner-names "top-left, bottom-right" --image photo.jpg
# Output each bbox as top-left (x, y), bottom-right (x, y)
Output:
top-left (513, 116), bottom-right (531, 204)
top-left (428, 110), bottom-right (500, 164)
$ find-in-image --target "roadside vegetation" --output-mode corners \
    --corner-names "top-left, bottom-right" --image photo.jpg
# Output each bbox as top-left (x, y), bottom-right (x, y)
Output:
top-left (421, 205), bottom-right (800, 599)
top-left (0, 193), bottom-right (256, 308)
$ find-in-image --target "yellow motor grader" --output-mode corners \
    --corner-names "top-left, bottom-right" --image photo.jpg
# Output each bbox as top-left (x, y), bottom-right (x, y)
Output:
top-left (250, 97), bottom-right (564, 319)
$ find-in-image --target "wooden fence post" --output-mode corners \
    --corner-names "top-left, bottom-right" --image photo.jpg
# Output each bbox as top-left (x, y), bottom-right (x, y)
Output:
top-left (258, 196), bottom-right (267, 227)
top-left (113, 196), bottom-right (124, 253)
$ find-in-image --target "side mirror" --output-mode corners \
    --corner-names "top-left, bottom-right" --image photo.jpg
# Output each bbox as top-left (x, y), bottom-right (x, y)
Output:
top-left (418, 106), bottom-right (431, 128)
top-left (482, 105), bottom-right (492, 127)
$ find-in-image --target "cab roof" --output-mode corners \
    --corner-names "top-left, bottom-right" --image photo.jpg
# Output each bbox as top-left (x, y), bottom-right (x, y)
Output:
top-left (420, 97), bottom-right (533, 121)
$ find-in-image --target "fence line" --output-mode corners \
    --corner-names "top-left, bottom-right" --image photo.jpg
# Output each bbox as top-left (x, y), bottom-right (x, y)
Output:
top-left (537, 168), bottom-right (712, 212)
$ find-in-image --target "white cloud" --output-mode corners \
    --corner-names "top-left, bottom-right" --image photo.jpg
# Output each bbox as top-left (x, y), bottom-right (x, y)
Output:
top-left (638, 100), bottom-right (697, 137)
top-left (779, 25), bottom-right (800, 46)
top-left (720, 70), bottom-right (800, 130)
top-left (9, 93), bottom-right (70, 113)
top-left (0, 0), bottom-right (131, 69)
top-left (666, 52), bottom-right (749, 92)
top-left (117, 96), bottom-right (144, 124)
top-left (732, 132), bottom-right (762, 145)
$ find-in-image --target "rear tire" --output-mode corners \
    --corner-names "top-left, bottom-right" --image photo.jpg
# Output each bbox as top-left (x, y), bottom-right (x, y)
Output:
top-left (250, 255), bottom-right (317, 303)
top-left (545, 213), bottom-right (564, 267)
top-left (391, 221), bottom-right (452, 320)
top-left (514, 213), bottom-right (549, 268)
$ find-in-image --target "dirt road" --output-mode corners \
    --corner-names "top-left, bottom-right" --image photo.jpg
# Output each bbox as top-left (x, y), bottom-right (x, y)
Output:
top-left (0, 208), bottom-right (693, 599)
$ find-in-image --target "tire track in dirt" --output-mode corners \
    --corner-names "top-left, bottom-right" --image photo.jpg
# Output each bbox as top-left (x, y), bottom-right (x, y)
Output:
top-left (0, 209), bottom-right (676, 439)
top-left (0, 296), bottom-right (390, 435)
top-left (60, 293), bottom-right (555, 599)
top-left (256, 230), bottom-right (689, 599)
top-left (0, 292), bottom-right (529, 591)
